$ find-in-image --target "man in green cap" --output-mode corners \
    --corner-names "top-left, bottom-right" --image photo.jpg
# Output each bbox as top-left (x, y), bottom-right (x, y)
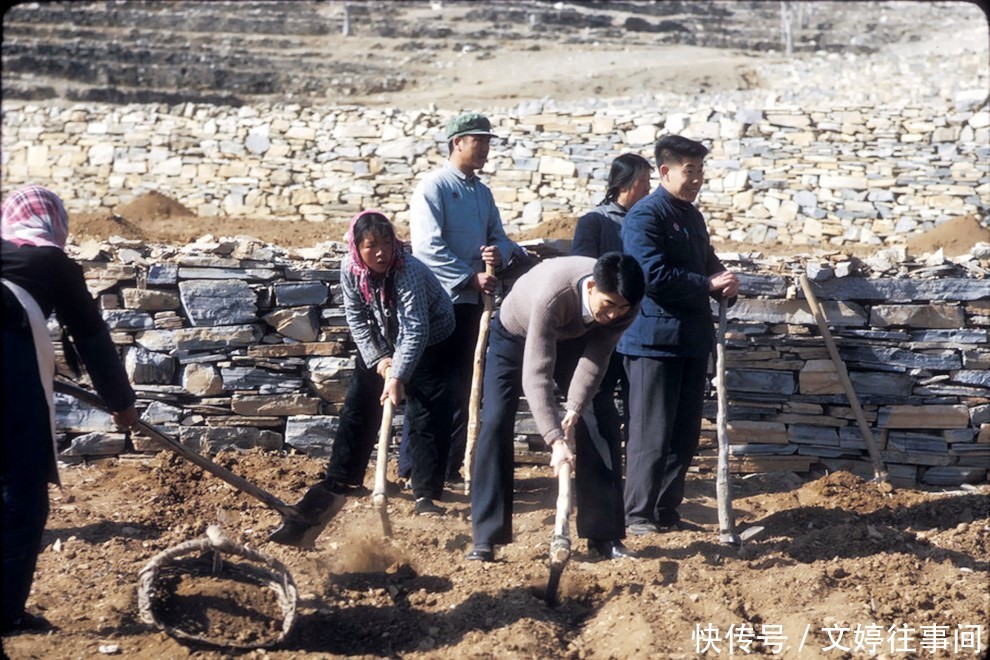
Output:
top-left (408, 112), bottom-right (523, 492)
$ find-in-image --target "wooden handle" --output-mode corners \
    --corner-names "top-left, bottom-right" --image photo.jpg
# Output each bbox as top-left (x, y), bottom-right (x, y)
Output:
top-left (714, 299), bottom-right (737, 541)
top-left (799, 275), bottom-right (887, 480)
top-left (464, 262), bottom-right (497, 494)
top-left (553, 461), bottom-right (572, 540)
top-left (53, 378), bottom-right (298, 519)
top-left (372, 369), bottom-right (394, 503)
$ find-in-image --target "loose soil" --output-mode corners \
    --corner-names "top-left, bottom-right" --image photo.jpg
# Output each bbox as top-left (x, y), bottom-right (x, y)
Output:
top-left (2, 452), bottom-right (987, 658)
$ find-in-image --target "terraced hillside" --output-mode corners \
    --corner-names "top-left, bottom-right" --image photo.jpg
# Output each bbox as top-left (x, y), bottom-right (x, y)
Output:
top-left (0, 0), bottom-right (961, 106)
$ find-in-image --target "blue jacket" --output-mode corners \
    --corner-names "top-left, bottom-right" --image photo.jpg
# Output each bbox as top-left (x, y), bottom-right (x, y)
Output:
top-left (410, 162), bottom-right (521, 305)
top-left (617, 186), bottom-right (727, 358)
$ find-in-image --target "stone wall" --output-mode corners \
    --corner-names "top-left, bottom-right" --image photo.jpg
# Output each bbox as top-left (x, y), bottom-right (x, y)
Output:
top-left (53, 239), bottom-right (989, 487)
top-left (2, 99), bottom-right (987, 248)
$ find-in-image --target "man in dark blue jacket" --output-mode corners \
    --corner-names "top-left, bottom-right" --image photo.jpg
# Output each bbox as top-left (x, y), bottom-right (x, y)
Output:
top-left (619, 135), bottom-right (739, 535)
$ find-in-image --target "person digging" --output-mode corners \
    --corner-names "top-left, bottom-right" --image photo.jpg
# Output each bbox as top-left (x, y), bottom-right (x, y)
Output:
top-left (271, 211), bottom-right (456, 546)
top-left (466, 252), bottom-right (645, 563)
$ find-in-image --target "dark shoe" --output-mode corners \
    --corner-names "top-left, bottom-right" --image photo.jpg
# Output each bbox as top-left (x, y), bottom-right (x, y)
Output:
top-left (1, 611), bottom-right (56, 635)
top-left (445, 477), bottom-right (467, 492)
top-left (627, 521), bottom-right (660, 536)
top-left (414, 498), bottom-right (445, 517)
top-left (588, 539), bottom-right (638, 560)
top-left (465, 544), bottom-right (495, 562)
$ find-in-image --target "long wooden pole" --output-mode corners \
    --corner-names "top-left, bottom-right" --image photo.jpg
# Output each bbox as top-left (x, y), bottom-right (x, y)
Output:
top-left (463, 263), bottom-right (496, 495)
top-left (798, 275), bottom-right (888, 483)
top-left (544, 461), bottom-right (572, 606)
top-left (372, 368), bottom-right (394, 537)
top-left (714, 299), bottom-right (739, 546)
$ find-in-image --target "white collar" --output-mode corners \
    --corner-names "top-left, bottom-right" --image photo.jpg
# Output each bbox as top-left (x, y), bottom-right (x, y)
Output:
top-left (580, 276), bottom-right (594, 325)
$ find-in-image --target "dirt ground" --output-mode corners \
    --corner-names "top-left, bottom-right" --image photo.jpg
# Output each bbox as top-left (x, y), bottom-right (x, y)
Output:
top-left (2, 451), bottom-right (987, 659)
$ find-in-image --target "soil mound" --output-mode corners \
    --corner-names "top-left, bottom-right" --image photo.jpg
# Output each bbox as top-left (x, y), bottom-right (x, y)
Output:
top-left (116, 191), bottom-right (195, 220)
top-left (905, 213), bottom-right (990, 257)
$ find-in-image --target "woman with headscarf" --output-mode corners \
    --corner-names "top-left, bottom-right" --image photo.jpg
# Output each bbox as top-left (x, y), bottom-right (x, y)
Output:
top-left (272, 210), bottom-right (455, 544)
top-left (2, 185), bottom-right (138, 633)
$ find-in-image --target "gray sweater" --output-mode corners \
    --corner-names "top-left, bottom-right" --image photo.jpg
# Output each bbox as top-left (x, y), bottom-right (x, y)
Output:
top-left (340, 252), bottom-right (455, 383)
top-left (498, 256), bottom-right (637, 444)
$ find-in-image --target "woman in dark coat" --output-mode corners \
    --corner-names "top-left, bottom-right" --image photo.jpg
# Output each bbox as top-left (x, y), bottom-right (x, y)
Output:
top-left (2, 186), bottom-right (138, 634)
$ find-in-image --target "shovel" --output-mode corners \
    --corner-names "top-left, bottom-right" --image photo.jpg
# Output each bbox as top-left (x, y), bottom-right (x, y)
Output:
top-left (372, 374), bottom-right (395, 538)
top-left (464, 262), bottom-right (496, 495)
top-left (54, 378), bottom-right (343, 550)
top-left (714, 300), bottom-right (763, 547)
top-left (544, 461), bottom-right (572, 607)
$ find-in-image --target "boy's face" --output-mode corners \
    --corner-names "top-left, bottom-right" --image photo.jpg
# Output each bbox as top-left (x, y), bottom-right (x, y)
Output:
top-left (587, 281), bottom-right (633, 325)
top-left (660, 156), bottom-right (705, 203)
top-left (453, 134), bottom-right (491, 171)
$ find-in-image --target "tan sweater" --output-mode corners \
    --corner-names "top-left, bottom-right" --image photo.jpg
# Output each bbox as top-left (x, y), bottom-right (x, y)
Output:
top-left (498, 256), bottom-right (637, 444)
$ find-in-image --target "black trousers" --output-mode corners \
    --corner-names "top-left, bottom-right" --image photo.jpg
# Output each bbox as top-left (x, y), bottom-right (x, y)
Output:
top-left (623, 354), bottom-right (708, 527)
top-left (2, 327), bottom-right (54, 628)
top-left (445, 302), bottom-right (483, 480)
top-left (590, 351), bottom-right (628, 451)
top-left (470, 314), bottom-right (626, 546)
top-left (325, 336), bottom-right (453, 501)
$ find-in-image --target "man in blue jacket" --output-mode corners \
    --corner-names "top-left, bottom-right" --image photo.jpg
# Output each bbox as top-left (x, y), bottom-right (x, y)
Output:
top-left (619, 135), bottom-right (740, 535)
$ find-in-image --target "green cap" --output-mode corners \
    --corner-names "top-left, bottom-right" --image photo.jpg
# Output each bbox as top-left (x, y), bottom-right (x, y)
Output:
top-left (445, 112), bottom-right (498, 140)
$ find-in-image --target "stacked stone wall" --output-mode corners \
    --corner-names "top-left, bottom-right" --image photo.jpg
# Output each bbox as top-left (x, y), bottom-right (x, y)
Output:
top-left (53, 241), bottom-right (989, 487)
top-left (2, 99), bottom-right (987, 248)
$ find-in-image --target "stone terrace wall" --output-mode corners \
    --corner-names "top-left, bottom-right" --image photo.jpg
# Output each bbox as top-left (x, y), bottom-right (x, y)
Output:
top-left (53, 240), bottom-right (989, 487)
top-left (2, 99), bottom-right (988, 247)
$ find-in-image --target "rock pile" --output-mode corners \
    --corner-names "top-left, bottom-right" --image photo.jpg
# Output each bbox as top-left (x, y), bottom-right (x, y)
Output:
top-left (54, 237), bottom-right (989, 487)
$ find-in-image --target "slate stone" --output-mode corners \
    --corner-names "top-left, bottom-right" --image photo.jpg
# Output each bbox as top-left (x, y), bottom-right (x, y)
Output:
top-left (136, 324), bottom-right (265, 352)
top-left (285, 415), bottom-right (339, 456)
top-left (736, 273), bottom-right (788, 297)
top-left (220, 366), bottom-right (303, 393)
top-left (143, 400), bottom-right (183, 424)
top-left (179, 426), bottom-right (283, 453)
top-left (264, 306), bottom-right (320, 342)
top-left (839, 346), bottom-right (963, 371)
top-left (274, 281), bottom-right (329, 306)
top-left (921, 466), bottom-right (988, 486)
top-left (951, 370), bottom-right (990, 387)
top-left (807, 278), bottom-right (990, 302)
top-left (125, 346), bottom-right (176, 385)
top-left (59, 432), bottom-right (126, 457)
top-left (231, 393), bottom-right (321, 416)
top-left (908, 329), bottom-right (988, 344)
top-left (55, 394), bottom-right (116, 432)
top-left (178, 267), bottom-right (278, 281)
top-left (147, 263), bottom-right (178, 285)
top-left (787, 425), bottom-right (840, 446)
top-left (179, 279), bottom-right (257, 326)
top-left (725, 369), bottom-right (796, 395)
top-left (102, 309), bottom-right (154, 330)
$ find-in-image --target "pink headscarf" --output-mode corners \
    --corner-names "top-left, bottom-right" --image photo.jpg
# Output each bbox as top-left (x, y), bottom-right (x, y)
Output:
top-left (1, 186), bottom-right (70, 249)
top-left (346, 209), bottom-right (405, 306)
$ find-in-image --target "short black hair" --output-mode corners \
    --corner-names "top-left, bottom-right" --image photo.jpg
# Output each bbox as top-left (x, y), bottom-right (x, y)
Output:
top-left (654, 135), bottom-right (709, 169)
top-left (593, 252), bottom-right (645, 306)
top-left (603, 153), bottom-right (652, 204)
